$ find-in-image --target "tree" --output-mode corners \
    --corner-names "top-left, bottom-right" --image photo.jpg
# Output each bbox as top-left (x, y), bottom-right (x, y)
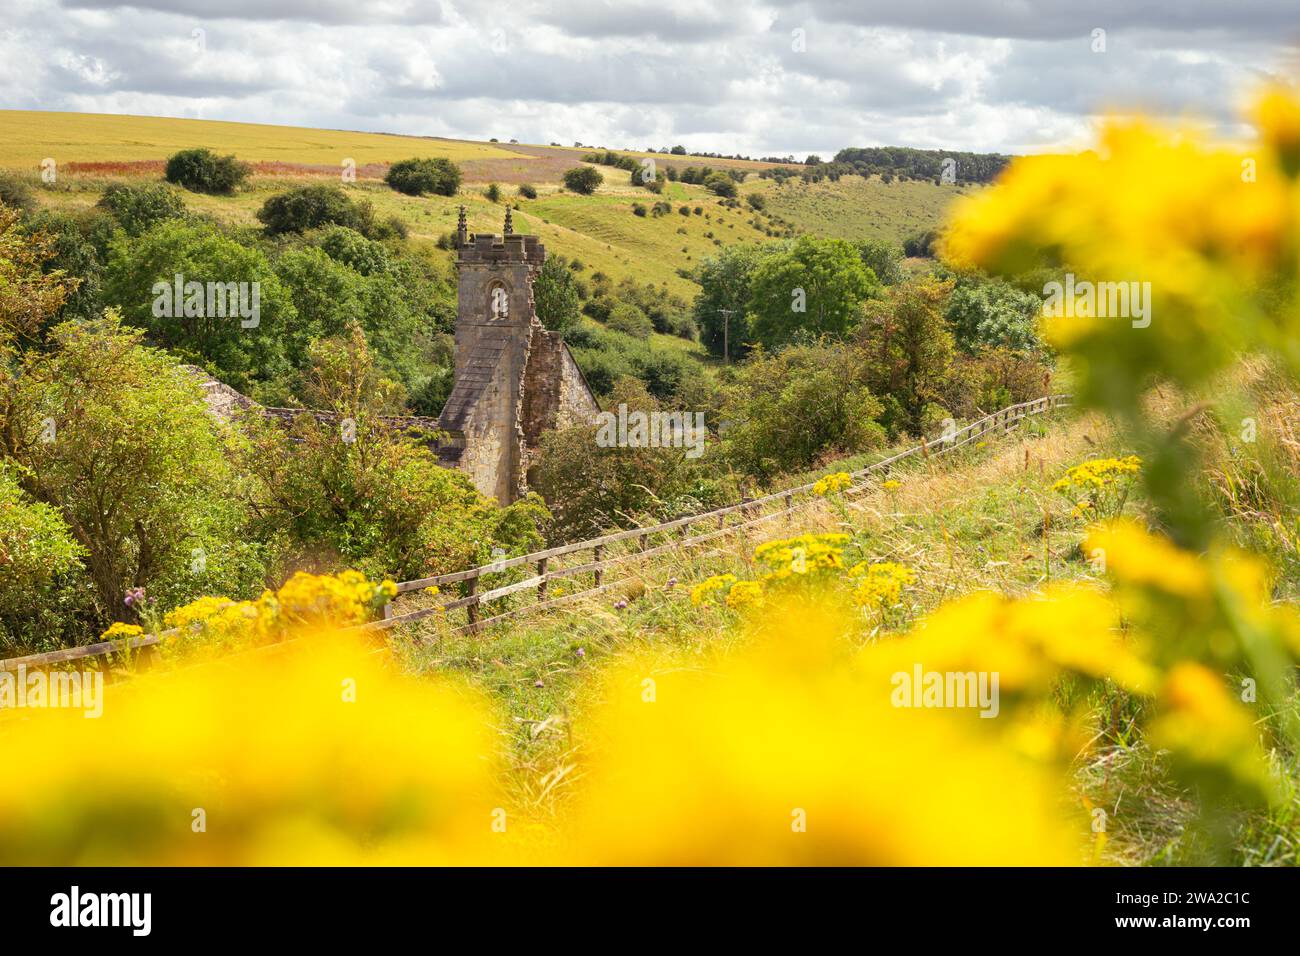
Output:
top-left (0, 463), bottom-right (86, 652)
top-left (691, 243), bottom-right (777, 358)
top-left (164, 148), bottom-right (251, 195)
top-left (0, 204), bottom-right (78, 357)
top-left (20, 208), bottom-right (107, 324)
top-left (533, 378), bottom-right (734, 540)
top-left (720, 343), bottom-right (886, 480)
top-left (704, 172), bottom-right (738, 198)
top-left (384, 157), bottom-right (461, 196)
top-left (240, 325), bottom-right (547, 580)
top-left (0, 172), bottom-right (36, 214)
top-left (533, 256), bottom-right (581, 332)
top-left (97, 181), bottom-right (187, 236)
top-left (747, 236), bottom-right (877, 349)
top-left (563, 166), bottom-right (603, 195)
top-left (3, 313), bottom-right (263, 624)
top-left (103, 219), bottom-right (297, 396)
top-left (256, 185), bottom-right (378, 236)
top-left (857, 276), bottom-right (956, 435)
top-left (855, 237), bottom-right (904, 286)
top-left (944, 276), bottom-right (1043, 353)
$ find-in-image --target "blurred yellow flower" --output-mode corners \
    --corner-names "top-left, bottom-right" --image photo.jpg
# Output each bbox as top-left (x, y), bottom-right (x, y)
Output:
top-left (0, 634), bottom-right (507, 865)
top-left (812, 471), bottom-right (852, 497)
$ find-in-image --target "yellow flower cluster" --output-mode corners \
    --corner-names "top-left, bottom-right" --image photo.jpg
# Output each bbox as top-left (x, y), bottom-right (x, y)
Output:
top-left (162, 570), bottom-right (398, 655)
top-left (1052, 456), bottom-right (1141, 494)
top-left (849, 561), bottom-right (917, 612)
top-left (1053, 456), bottom-right (1141, 520)
top-left (689, 573), bottom-right (737, 606)
top-left (0, 634), bottom-right (505, 865)
top-left (812, 471), bottom-right (853, 497)
top-left (753, 533), bottom-right (849, 579)
top-left (98, 621), bottom-right (144, 641)
top-left (563, 603), bottom-right (1082, 865)
top-left (881, 479), bottom-right (901, 491)
top-left (725, 580), bottom-right (764, 609)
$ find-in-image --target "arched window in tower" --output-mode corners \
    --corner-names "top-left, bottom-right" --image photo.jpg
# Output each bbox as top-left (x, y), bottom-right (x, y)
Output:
top-left (488, 280), bottom-right (510, 320)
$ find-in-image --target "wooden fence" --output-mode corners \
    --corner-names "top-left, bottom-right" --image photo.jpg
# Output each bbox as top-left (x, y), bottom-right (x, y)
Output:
top-left (0, 394), bottom-right (1070, 670)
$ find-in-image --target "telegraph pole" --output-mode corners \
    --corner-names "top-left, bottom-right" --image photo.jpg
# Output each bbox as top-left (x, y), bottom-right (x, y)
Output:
top-left (715, 308), bottom-right (736, 364)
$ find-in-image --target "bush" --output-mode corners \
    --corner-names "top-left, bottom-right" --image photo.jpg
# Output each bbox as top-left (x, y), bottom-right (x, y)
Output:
top-left (316, 225), bottom-right (390, 276)
top-left (563, 166), bottom-right (603, 195)
top-left (720, 343), bottom-right (887, 480)
top-left (518, 183), bottom-right (538, 199)
top-left (97, 181), bottom-right (186, 236)
top-left (20, 209), bottom-right (109, 323)
top-left (4, 313), bottom-right (266, 627)
top-left (746, 193), bottom-right (766, 211)
top-left (256, 185), bottom-right (377, 237)
top-left (902, 229), bottom-right (940, 258)
top-left (533, 256), bottom-right (581, 333)
top-left (484, 183), bottom-right (501, 202)
top-left (0, 171), bottom-right (36, 214)
top-left (704, 172), bottom-right (738, 198)
top-left (607, 302), bottom-right (653, 339)
top-left (164, 148), bottom-right (251, 195)
top-left (384, 157), bottom-right (461, 196)
top-left (104, 219), bottom-right (297, 393)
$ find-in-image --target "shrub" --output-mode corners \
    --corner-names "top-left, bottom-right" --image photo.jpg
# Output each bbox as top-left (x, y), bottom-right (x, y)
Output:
top-left (518, 183), bottom-right (538, 199)
top-left (607, 302), bottom-right (653, 339)
top-left (746, 193), bottom-right (766, 211)
top-left (384, 157), bottom-right (461, 196)
top-left (484, 183), bottom-right (501, 202)
top-left (97, 181), bottom-right (186, 236)
top-left (316, 226), bottom-right (390, 276)
top-left (720, 343), bottom-right (887, 479)
top-left (0, 171), bottom-right (36, 214)
top-left (533, 256), bottom-right (581, 332)
top-left (4, 313), bottom-right (266, 626)
top-left (164, 148), bottom-right (251, 195)
top-left (704, 172), bottom-right (738, 198)
top-left (256, 185), bottom-right (377, 236)
top-left (563, 166), bottom-right (603, 195)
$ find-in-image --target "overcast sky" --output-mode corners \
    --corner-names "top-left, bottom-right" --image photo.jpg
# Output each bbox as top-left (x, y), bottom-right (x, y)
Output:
top-left (1, 0), bottom-right (1295, 156)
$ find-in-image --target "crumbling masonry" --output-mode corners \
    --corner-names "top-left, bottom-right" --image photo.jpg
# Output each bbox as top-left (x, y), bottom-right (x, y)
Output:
top-left (434, 207), bottom-right (599, 503)
top-left (193, 208), bottom-right (598, 505)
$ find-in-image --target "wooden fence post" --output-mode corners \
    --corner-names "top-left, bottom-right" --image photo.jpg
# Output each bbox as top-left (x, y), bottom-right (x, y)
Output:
top-left (537, 557), bottom-right (548, 602)
top-left (593, 544), bottom-right (605, 587)
top-left (466, 576), bottom-right (479, 631)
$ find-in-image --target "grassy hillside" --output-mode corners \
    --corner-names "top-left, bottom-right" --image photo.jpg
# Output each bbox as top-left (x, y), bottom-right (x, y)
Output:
top-left (0, 110), bottom-right (963, 296)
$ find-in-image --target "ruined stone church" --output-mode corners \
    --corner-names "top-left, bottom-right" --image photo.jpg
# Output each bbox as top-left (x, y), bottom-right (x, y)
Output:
top-left (434, 207), bottom-right (599, 503)
top-left (193, 207), bottom-right (598, 505)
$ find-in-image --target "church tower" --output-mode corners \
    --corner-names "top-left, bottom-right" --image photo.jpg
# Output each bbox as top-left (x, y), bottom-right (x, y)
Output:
top-left (436, 208), bottom-right (598, 503)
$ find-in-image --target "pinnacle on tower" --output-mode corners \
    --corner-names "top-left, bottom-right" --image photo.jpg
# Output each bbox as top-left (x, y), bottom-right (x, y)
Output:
top-left (503, 206), bottom-right (514, 236)
top-left (456, 205), bottom-right (468, 247)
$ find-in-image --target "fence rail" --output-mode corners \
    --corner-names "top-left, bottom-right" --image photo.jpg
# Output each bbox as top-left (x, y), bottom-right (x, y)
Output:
top-left (1, 394), bottom-right (1070, 670)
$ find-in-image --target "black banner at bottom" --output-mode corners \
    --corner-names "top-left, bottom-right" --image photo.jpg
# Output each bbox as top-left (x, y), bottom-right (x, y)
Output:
top-left (0, 865), bottom-right (1286, 941)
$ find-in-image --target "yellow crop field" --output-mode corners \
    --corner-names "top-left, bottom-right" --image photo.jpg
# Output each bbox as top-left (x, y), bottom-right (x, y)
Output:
top-left (0, 110), bottom-right (522, 170)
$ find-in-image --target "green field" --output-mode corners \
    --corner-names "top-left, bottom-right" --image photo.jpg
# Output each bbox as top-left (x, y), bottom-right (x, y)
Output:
top-left (1, 110), bottom-right (962, 296)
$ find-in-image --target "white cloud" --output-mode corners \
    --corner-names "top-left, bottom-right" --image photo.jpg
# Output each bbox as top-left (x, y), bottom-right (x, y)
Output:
top-left (1, 0), bottom-right (1291, 157)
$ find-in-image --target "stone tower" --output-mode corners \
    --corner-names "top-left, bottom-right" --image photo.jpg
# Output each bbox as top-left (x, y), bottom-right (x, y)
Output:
top-left (436, 208), bottom-right (599, 503)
